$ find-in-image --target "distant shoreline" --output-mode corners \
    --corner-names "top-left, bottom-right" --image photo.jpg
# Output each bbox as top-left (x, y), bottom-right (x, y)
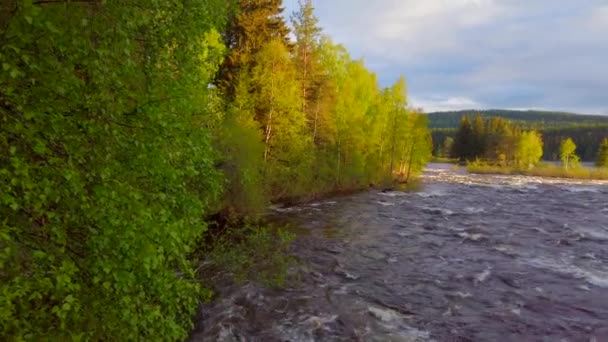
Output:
top-left (467, 162), bottom-right (608, 181)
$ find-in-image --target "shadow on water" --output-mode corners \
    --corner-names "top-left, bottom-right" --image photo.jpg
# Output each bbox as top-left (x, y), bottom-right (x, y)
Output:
top-left (191, 163), bottom-right (608, 341)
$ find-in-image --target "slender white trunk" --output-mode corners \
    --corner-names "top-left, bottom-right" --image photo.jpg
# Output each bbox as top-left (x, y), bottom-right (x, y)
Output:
top-left (264, 60), bottom-right (276, 162)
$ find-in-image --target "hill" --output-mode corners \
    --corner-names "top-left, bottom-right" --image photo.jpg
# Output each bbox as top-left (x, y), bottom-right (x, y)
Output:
top-left (427, 109), bottom-right (608, 130)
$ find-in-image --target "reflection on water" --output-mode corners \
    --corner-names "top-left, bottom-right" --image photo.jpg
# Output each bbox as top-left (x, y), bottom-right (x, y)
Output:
top-left (191, 163), bottom-right (608, 341)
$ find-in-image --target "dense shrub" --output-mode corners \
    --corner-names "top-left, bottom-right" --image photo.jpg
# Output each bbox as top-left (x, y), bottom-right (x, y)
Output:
top-left (0, 1), bottom-right (230, 339)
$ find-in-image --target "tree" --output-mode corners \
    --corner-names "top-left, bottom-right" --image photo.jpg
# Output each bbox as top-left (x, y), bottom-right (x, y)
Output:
top-left (383, 77), bottom-right (408, 177)
top-left (0, 1), bottom-right (232, 339)
top-left (451, 116), bottom-right (474, 161)
top-left (291, 0), bottom-right (323, 132)
top-left (472, 114), bottom-right (486, 157)
top-left (1, 1), bottom-right (434, 338)
top-left (597, 138), bottom-right (608, 167)
top-left (217, 0), bottom-right (292, 97)
top-left (398, 111), bottom-right (432, 182)
top-left (560, 138), bottom-right (580, 169)
top-left (484, 117), bottom-right (519, 165)
top-left (515, 131), bottom-right (544, 169)
top-left (443, 137), bottom-right (454, 158)
top-left (246, 40), bottom-right (313, 197)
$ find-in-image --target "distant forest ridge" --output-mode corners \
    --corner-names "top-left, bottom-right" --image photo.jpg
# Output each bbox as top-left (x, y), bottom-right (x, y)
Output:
top-left (427, 109), bottom-right (608, 130)
top-left (426, 109), bottom-right (608, 161)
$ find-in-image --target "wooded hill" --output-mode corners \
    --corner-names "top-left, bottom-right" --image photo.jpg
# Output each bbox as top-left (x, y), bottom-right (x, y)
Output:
top-left (427, 109), bottom-right (608, 130)
top-left (428, 110), bottom-right (608, 161)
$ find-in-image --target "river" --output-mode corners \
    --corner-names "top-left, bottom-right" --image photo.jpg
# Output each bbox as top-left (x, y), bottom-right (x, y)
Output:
top-left (190, 163), bottom-right (608, 341)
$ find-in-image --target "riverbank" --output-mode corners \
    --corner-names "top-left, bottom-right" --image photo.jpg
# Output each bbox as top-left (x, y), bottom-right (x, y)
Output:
top-left (467, 162), bottom-right (608, 180)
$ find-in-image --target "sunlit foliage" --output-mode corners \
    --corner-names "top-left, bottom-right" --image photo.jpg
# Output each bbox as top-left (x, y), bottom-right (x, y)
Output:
top-left (0, 0), bottom-right (431, 339)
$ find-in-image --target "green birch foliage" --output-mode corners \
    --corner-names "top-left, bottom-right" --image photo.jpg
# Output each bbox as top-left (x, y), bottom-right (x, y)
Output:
top-left (398, 111), bottom-right (433, 181)
top-left (560, 138), bottom-right (580, 169)
top-left (515, 130), bottom-right (544, 169)
top-left (0, 1), bottom-right (231, 340)
top-left (250, 40), bottom-right (313, 198)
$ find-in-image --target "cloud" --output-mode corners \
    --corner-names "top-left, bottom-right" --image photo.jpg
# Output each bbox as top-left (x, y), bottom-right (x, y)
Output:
top-left (411, 96), bottom-right (484, 112)
top-left (283, 0), bottom-right (608, 114)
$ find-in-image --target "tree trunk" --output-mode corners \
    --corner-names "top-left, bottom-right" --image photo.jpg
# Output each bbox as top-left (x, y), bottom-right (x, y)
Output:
top-left (264, 60), bottom-right (276, 162)
top-left (404, 139), bottom-right (417, 183)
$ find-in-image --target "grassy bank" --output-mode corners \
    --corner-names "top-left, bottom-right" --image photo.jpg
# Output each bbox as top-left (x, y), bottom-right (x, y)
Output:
top-left (467, 162), bottom-right (608, 180)
top-left (430, 157), bottom-right (460, 164)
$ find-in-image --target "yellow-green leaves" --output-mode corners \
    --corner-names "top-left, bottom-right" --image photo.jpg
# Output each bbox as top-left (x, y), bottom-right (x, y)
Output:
top-left (0, 0), bottom-right (232, 340)
top-left (515, 130), bottom-right (544, 169)
top-left (560, 137), bottom-right (580, 169)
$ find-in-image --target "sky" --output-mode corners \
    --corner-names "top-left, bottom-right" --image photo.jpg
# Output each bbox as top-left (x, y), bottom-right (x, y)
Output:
top-left (283, 0), bottom-right (608, 114)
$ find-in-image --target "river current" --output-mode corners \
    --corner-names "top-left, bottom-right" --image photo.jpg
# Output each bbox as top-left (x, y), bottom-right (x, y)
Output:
top-left (190, 163), bottom-right (608, 341)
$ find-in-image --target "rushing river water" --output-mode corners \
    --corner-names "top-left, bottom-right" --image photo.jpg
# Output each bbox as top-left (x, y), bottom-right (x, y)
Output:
top-left (190, 164), bottom-right (608, 342)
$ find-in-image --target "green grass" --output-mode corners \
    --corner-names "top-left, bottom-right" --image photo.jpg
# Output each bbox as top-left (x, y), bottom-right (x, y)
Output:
top-left (467, 161), bottom-right (608, 180)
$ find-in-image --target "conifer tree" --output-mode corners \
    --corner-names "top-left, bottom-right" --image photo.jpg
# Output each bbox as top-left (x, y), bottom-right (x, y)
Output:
top-left (596, 138), bottom-right (608, 167)
top-left (217, 0), bottom-right (292, 97)
top-left (472, 115), bottom-right (486, 157)
top-left (451, 116), bottom-right (474, 161)
top-left (291, 0), bottom-right (323, 136)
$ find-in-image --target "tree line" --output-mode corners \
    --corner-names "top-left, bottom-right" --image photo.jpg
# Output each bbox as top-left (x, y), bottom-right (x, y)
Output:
top-left (430, 111), bottom-right (608, 162)
top-left (449, 116), bottom-right (543, 168)
top-left (447, 115), bottom-right (608, 168)
top-left (427, 109), bottom-right (608, 130)
top-left (0, 0), bottom-right (431, 339)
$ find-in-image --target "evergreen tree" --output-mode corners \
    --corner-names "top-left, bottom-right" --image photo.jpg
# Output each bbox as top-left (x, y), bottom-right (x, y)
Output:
top-left (217, 0), bottom-right (292, 97)
top-left (472, 114), bottom-right (486, 157)
top-left (596, 138), bottom-right (608, 167)
top-left (451, 116), bottom-right (474, 161)
top-left (291, 0), bottom-right (323, 135)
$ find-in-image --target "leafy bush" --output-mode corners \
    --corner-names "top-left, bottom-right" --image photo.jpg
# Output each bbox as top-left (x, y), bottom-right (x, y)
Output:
top-left (0, 1), bottom-right (230, 340)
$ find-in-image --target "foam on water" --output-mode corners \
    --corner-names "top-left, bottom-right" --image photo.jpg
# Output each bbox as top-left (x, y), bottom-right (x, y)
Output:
top-left (376, 200), bottom-right (396, 206)
top-left (475, 268), bottom-right (492, 284)
top-left (368, 306), bottom-right (401, 322)
top-left (464, 206), bottom-right (485, 214)
top-left (574, 227), bottom-right (608, 241)
top-left (527, 257), bottom-right (608, 288)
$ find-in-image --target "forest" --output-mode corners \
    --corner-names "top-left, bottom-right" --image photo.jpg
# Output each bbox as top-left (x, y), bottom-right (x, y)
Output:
top-left (429, 110), bottom-right (608, 161)
top-left (447, 115), bottom-right (608, 170)
top-left (0, 0), bottom-right (431, 340)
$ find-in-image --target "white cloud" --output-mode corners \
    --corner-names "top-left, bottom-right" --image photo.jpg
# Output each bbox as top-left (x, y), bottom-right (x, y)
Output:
top-left (411, 96), bottom-right (483, 112)
top-left (284, 0), bottom-right (608, 114)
